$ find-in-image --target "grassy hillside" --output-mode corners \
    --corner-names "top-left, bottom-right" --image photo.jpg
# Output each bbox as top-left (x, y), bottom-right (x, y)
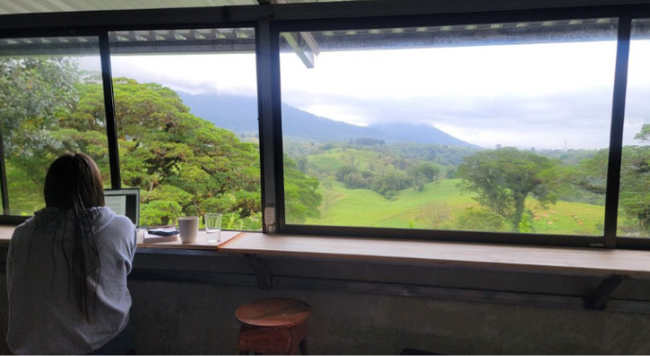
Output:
top-left (307, 148), bottom-right (394, 176)
top-left (308, 179), bottom-right (605, 236)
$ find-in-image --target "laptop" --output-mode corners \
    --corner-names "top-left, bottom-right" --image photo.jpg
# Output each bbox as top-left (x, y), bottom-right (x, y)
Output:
top-left (104, 188), bottom-right (140, 227)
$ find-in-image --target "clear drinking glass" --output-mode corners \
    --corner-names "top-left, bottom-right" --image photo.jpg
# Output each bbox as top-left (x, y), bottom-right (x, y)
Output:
top-left (205, 213), bottom-right (222, 243)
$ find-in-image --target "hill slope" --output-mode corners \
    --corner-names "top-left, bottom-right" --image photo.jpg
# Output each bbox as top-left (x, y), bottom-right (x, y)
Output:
top-left (179, 92), bottom-right (479, 148)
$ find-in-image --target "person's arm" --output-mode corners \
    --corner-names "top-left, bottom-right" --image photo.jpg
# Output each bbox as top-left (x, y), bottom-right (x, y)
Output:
top-left (6, 233), bottom-right (15, 300)
top-left (128, 226), bottom-right (137, 274)
top-left (121, 223), bottom-right (137, 275)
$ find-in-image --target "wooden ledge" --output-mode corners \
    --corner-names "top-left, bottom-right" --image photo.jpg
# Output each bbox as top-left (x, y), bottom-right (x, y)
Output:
top-left (137, 230), bottom-right (242, 250)
top-left (0, 226), bottom-right (242, 251)
top-left (2, 225), bottom-right (650, 280)
top-left (218, 232), bottom-right (650, 280)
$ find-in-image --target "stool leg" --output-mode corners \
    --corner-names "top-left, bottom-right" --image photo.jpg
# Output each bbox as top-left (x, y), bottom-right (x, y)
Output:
top-left (238, 326), bottom-right (249, 355)
top-left (299, 339), bottom-right (309, 355)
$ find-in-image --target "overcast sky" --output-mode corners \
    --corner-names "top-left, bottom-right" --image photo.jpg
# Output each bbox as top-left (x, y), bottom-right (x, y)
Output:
top-left (93, 39), bottom-right (650, 150)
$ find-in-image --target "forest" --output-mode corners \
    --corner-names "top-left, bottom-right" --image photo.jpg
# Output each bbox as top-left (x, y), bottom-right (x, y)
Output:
top-left (286, 138), bottom-right (649, 236)
top-left (1, 56), bottom-right (650, 237)
top-left (0, 57), bottom-right (320, 230)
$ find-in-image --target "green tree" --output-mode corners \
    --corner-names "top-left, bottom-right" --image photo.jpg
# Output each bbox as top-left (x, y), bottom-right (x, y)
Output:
top-left (573, 127), bottom-right (650, 234)
top-left (565, 149), bottom-right (607, 196)
top-left (571, 124), bottom-right (650, 235)
top-left (456, 207), bottom-right (508, 232)
top-left (618, 146), bottom-right (650, 233)
top-left (72, 77), bottom-right (264, 228)
top-left (336, 165), bottom-right (357, 182)
top-left (457, 147), bottom-right (559, 231)
top-left (408, 162), bottom-right (440, 191)
top-left (371, 171), bottom-right (412, 199)
top-left (284, 155), bottom-right (322, 224)
top-left (0, 57), bottom-right (110, 214)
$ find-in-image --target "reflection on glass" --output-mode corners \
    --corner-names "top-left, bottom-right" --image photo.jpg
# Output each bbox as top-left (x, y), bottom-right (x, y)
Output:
top-left (280, 19), bottom-right (618, 236)
top-left (619, 19), bottom-right (650, 238)
top-left (109, 28), bottom-right (262, 230)
top-left (0, 36), bottom-right (110, 215)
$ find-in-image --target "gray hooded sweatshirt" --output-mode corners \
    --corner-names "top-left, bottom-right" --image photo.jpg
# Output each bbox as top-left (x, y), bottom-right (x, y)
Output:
top-left (6, 207), bottom-right (137, 355)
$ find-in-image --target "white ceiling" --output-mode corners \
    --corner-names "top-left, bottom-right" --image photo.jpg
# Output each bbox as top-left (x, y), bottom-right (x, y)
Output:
top-left (0, 0), bottom-right (357, 15)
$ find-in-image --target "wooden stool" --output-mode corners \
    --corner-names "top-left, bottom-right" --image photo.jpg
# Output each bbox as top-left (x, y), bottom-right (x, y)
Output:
top-left (235, 297), bottom-right (311, 355)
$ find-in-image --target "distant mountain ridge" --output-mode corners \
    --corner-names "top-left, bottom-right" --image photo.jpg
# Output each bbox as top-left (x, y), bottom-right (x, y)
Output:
top-left (179, 92), bottom-right (479, 148)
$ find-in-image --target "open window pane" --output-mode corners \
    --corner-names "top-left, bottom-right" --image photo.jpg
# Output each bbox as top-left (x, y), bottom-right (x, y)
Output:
top-left (109, 28), bottom-right (261, 230)
top-left (280, 19), bottom-right (618, 236)
top-left (0, 36), bottom-right (110, 216)
top-left (619, 19), bottom-right (650, 238)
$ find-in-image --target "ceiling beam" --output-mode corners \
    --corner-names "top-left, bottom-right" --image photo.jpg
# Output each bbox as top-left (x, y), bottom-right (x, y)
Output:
top-left (2, 0), bottom-right (650, 32)
top-left (0, 1), bottom-right (31, 14)
top-left (271, 0), bottom-right (320, 68)
top-left (45, 0), bottom-right (78, 12)
top-left (60, 0), bottom-right (94, 11)
top-left (280, 32), bottom-right (316, 68)
top-left (21, 0), bottom-right (57, 12)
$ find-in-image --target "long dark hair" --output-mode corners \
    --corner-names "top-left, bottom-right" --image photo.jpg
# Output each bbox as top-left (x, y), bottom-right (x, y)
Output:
top-left (43, 152), bottom-right (105, 321)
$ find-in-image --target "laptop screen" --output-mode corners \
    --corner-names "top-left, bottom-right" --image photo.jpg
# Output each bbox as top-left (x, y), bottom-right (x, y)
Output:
top-left (104, 188), bottom-right (140, 227)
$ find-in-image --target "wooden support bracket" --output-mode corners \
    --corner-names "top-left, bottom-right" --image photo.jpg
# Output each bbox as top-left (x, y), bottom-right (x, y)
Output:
top-left (584, 275), bottom-right (626, 310)
top-left (246, 254), bottom-right (272, 290)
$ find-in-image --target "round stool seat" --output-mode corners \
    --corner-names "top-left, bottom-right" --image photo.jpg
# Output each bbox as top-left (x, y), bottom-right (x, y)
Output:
top-left (236, 297), bottom-right (311, 328)
top-left (236, 298), bottom-right (311, 354)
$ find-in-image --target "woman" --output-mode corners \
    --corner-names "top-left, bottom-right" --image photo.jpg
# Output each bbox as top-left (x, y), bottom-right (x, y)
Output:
top-left (6, 153), bottom-right (137, 354)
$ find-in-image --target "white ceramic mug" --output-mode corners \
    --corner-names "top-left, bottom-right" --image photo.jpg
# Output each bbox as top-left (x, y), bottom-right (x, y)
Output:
top-left (178, 216), bottom-right (199, 243)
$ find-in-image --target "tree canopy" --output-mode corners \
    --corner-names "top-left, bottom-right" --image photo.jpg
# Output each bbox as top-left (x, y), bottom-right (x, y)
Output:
top-left (572, 138), bottom-right (650, 235)
top-left (0, 57), bottom-right (322, 229)
top-left (0, 57), bottom-right (110, 214)
top-left (457, 147), bottom-right (559, 231)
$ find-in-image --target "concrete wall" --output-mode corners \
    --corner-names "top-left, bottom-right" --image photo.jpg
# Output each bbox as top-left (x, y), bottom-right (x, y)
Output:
top-left (1, 247), bottom-right (650, 354)
top-left (124, 280), bottom-right (650, 355)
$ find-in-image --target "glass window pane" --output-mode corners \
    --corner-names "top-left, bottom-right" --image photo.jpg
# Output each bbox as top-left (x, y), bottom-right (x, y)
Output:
top-left (109, 28), bottom-right (261, 230)
top-left (280, 19), bottom-right (618, 236)
top-left (0, 36), bottom-right (110, 216)
top-left (619, 19), bottom-right (650, 238)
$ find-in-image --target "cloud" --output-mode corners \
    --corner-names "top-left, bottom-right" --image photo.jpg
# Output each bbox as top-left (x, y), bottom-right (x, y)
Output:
top-left (76, 39), bottom-right (650, 150)
top-left (109, 54), bottom-right (258, 97)
top-left (281, 87), bottom-right (620, 149)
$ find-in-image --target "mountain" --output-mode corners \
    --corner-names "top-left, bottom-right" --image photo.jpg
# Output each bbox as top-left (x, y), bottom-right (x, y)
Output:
top-left (178, 92), bottom-right (479, 148)
top-left (369, 123), bottom-right (477, 148)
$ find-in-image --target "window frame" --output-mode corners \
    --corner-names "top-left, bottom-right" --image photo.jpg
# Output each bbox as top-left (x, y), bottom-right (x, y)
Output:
top-left (614, 16), bottom-right (650, 251)
top-left (0, 29), bottom-right (110, 219)
top-left (0, 22), bottom-right (258, 224)
top-left (270, 6), bottom-right (649, 249)
top-left (0, 2), bottom-right (648, 250)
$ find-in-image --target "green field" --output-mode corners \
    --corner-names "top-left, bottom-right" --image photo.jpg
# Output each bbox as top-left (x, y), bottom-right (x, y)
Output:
top-left (306, 178), bottom-right (605, 236)
top-left (307, 148), bottom-right (395, 177)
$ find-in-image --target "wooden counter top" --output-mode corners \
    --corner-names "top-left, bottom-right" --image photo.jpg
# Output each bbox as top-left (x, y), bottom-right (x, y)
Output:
top-left (219, 232), bottom-right (650, 279)
top-left (138, 230), bottom-right (242, 250)
top-left (3, 225), bottom-right (650, 279)
top-left (0, 226), bottom-right (241, 251)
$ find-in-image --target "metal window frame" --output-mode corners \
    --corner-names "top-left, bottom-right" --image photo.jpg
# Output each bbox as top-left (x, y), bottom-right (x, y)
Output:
top-left (0, 1), bottom-right (649, 249)
top-left (604, 15), bottom-right (633, 248)
top-left (99, 32), bottom-right (121, 190)
top-left (269, 5), bottom-right (650, 250)
top-left (0, 29), bottom-right (106, 223)
top-left (257, 19), bottom-right (281, 233)
top-left (0, 21), bottom-right (257, 223)
top-left (611, 16), bottom-right (650, 251)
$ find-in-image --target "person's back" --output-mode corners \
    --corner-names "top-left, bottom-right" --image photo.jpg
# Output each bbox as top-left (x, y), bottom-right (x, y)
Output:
top-left (7, 208), bottom-right (136, 354)
top-left (5, 153), bottom-right (137, 354)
